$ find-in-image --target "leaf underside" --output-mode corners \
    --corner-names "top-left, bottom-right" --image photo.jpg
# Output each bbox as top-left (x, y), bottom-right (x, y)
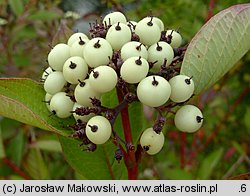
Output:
top-left (181, 4), bottom-right (250, 94)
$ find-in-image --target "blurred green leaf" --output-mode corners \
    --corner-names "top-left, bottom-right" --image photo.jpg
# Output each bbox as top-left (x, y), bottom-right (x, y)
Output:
top-left (0, 126), bottom-right (5, 159)
top-left (6, 130), bottom-right (24, 166)
top-left (244, 107), bottom-right (250, 134)
top-left (197, 148), bottom-right (224, 179)
top-left (181, 4), bottom-right (250, 94)
top-left (30, 140), bottom-right (62, 153)
top-left (0, 78), bottom-right (74, 136)
top-left (28, 10), bottom-right (60, 21)
top-left (59, 136), bottom-right (127, 180)
top-left (22, 148), bottom-right (50, 179)
top-left (232, 141), bottom-right (245, 154)
top-left (165, 168), bottom-right (193, 180)
top-left (8, 0), bottom-right (24, 16)
top-left (129, 102), bottom-right (145, 143)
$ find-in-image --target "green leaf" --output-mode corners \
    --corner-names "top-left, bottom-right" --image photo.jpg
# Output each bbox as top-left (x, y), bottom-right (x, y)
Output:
top-left (197, 148), bottom-right (224, 179)
top-left (59, 136), bottom-right (127, 179)
top-left (181, 4), bottom-right (250, 94)
top-left (0, 126), bottom-right (5, 159)
top-left (0, 78), bottom-right (74, 136)
top-left (27, 10), bottom-right (61, 21)
top-left (5, 130), bottom-right (24, 166)
top-left (128, 102), bottom-right (145, 143)
top-left (164, 168), bottom-right (193, 180)
top-left (8, 0), bottom-right (24, 16)
top-left (22, 148), bottom-right (50, 179)
top-left (30, 140), bottom-right (62, 153)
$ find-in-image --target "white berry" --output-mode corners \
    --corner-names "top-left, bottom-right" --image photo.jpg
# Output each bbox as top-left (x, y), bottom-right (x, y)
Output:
top-left (120, 41), bottom-right (148, 61)
top-left (89, 66), bottom-right (118, 93)
top-left (148, 41), bottom-right (174, 72)
top-left (86, 116), bottom-right (112, 144)
top-left (83, 37), bottom-right (113, 68)
top-left (135, 17), bottom-right (161, 46)
top-left (44, 71), bottom-right (66, 95)
top-left (50, 92), bottom-right (74, 118)
top-left (70, 37), bottom-right (89, 58)
top-left (45, 93), bottom-right (53, 112)
top-left (140, 128), bottom-right (165, 155)
top-left (169, 75), bottom-right (194, 103)
top-left (106, 22), bottom-right (131, 51)
top-left (103, 11), bottom-right (127, 26)
top-left (174, 105), bottom-right (203, 133)
top-left (67, 32), bottom-right (89, 46)
top-left (137, 75), bottom-right (171, 107)
top-left (63, 56), bottom-right (88, 84)
top-left (74, 79), bottom-right (101, 107)
top-left (47, 43), bottom-right (70, 71)
top-left (120, 56), bottom-right (149, 84)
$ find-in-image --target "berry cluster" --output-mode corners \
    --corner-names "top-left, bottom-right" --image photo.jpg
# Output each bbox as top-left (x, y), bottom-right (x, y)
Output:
top-left (42, 11), bottom-right (203, 159)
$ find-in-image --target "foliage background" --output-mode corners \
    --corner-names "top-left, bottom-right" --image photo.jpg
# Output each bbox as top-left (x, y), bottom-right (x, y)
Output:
top-left (0, 0), bottom-right (249, 179)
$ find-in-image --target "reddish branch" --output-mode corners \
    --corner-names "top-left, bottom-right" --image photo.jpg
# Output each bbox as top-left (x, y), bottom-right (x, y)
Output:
top-left (2, 158), bottom-right (31, 180)
top-left (117, 89), bottom-right (138, 180)
top-left (205, 0), bottom-right (216, 22)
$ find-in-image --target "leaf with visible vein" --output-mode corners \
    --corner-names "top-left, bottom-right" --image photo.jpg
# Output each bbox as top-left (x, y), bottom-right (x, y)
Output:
top-left (181, 4), bottom-right (250, 94)
top-left (0, 78), bottom-right (73, 136)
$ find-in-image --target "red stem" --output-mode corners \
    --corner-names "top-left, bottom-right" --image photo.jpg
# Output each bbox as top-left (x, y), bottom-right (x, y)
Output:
top-left (117, 89), bottom-right (138, 180)
top-left (205, 0), bottom-right (216, 22)
top-left (180, 132), bottom-right (186, 169)
top-left (2, 158), bottom-right (31, 180)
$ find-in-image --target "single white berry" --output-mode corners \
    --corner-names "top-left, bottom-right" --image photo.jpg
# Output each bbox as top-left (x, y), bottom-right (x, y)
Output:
top-left (169, 75), bottom-right (194, 103)
top-left (63, 56), bottom-right (88, 84)
top-left (165, 30), bottom-right (182, 48)
top-left (50, 92), bottom-right (74, 118)
top-left (41, 67), bottom-right (53, 81)
top-left (45, 93), bottom-right (53, 112)
top-left (70, 37), bottom-right (89, 58)
top-left (44, 71), bottom-right (66, 95)
top-left (174, 105), bottom-right (203, 133)
top-left (106, 22), bottom-right (132, 51)
top-left (86, 116), bottom-right (112, 144)
top-left (72, 102), bottom-right (95, 122)
top-left (142, 16), bottom-right (164, 32)
top-left (140, 127), bottom-right (165, 155)
top-left (120, 41), bottom-right (148, 61)
top-left (89, 66), bottom-right (118, 93)
top-left (47, 43), bottom-right (70, 71)
top-left (120, 56), bottom-right (149, 84)
top-left (67, 32), bottom-right (89, 46)
top-left (148, 41), bottom-right (174, 72)
top-left (74, 79), bottom-right (101, 107)
top-left (83, 37), bottom-right (113, 68)
top-left (103, 11), bottom-right (127, 26)
top-left (135, 17), bottom-right (161, 46)
top-left (137, 75), bottom-right (171, 107)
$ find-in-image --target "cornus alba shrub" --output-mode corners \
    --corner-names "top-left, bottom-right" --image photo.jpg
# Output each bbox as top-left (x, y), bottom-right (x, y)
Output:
top-left (42, 11), bottom-right (204, 160)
